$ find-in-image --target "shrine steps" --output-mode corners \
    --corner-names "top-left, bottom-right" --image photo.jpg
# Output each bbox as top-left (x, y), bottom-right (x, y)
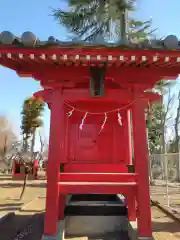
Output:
top-left (59, 172), bottom-right (137, 182)
top-left (64, 194), bottom-right (129, 239)
top-left (66, 193), bottom-right (127, 216)
top-left (59, 172), bottom-right (137, 194)
top-left (58, 174), bottom-right (136, 238)
top-left (65, 204), bottom-right (127, 216)
top-left (69, 193), bottom-right (120, 202)
top-left (59, 181), bottom-right (137, 195)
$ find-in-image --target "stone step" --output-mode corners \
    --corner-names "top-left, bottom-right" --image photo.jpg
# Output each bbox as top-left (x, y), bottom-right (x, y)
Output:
top-left (65, 205), bottom-right (127, 216)
top-left (65, 216), bottom-right (128, 238)
top-left (69, 194), bottom-right (124, 203)
top-left (68, 201), bottom-right (124, 206)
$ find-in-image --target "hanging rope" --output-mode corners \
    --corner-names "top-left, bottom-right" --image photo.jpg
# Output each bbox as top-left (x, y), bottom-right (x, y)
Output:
top-left (64, 100), bottom-right (135, 115)
top-left (117, 110), bottom-right (122, 126)
top-left (98, 113), bottom-right (108, 135)
top-left (67, 108), bottom-right (75, 117)
top-left (79, 112), bottom-right (88, 130)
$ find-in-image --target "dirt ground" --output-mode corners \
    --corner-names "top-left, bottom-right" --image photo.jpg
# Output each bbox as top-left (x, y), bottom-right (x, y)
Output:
top-left (150, 181), bottom-right (180, 212)
top-left (0, 174), bottom-right (180, 240)
top-left (0, 174), bottom-right (46, 216)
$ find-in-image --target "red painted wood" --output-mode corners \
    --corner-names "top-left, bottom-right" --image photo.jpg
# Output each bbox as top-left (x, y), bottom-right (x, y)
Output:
top-left (34, 89), bottom-right (161, 109)
top-left (58, 194), bottom-right (66, 220)
top-left (132, 96), bottom-right (152, 238)
top-left (12, 160), bottom-right (38, 180)
top-left (36, 66), bottom-right (178, 85)
top-left (33, 160), bottom-right (38, 178)
top-left (1, 46), bottom-right (180, 59)
top-left (0, 45), bottom-right (170, 239)
top-left (59, 173), bottom-right (137, 182)
top-left (67, 113), bottom-right (126, 164)
top-left (62, 89), bottom-right (133, 102)
top-left (43, 88), bottom-right (64, 236)
top-left (127, 192), bottom-right (136, 221)
top-left (64, 164), bottom-right (128, 173)
top-left (122, 110), bottom-right (132, 165)
top-left (58, 182), bottom-right (137, 195)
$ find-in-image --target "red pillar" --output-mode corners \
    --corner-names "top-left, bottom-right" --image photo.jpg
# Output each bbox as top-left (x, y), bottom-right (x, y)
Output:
top-left (33, 160), bottom-right (38, 179)
top-left (123, 109), bottom-right (132, 165)
top-left (132, 97), bottom-right (152, 237)
top-left (43, 88), bottom-right (64, 236)
top-left (57, 112), bottom-right (67, 221)
top-left (126, 191), bottom-right (136, 221)
top-left (58, 194), bottom-right (66, 220)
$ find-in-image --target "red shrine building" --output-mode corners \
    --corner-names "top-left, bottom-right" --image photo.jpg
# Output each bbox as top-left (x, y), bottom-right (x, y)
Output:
top-left (0, 31), bottom-right (179, 240)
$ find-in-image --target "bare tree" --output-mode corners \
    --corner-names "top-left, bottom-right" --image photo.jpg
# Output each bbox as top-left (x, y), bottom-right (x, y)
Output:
top-left (161, 86), bottom-right (175, 153)
top-left (173, 91), bottom-right (180, 152)
top-left (0, 116), bottom-right (17, 170)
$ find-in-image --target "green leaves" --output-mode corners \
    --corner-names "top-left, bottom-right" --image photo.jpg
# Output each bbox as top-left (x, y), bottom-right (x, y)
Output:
top-left (21, 97), bottom-right (45, 151)
top-left (127, 19), bottom-right (155, 42)
top-left (53, 0), bottom-right (136, 41)
top-left (147, 102), bottom-right (165, 154)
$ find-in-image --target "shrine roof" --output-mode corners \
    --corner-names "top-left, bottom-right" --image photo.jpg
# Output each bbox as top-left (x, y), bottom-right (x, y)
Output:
top-left (0, 31), bottom-right (180, 51)
top-left (0, 31), bottom-right (180, 87)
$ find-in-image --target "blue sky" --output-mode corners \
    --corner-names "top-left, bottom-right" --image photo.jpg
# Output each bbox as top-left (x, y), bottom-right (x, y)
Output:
top-left (0, 0), bottom-right (180, 145)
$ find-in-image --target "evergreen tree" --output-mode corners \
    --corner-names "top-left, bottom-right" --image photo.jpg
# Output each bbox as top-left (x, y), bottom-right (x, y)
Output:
top-left (19, 96), bottom-right (45, 200)
top-left (21, 97), bottom-right (45, 154)
top-left (53, 1), bottom-right (175, 155)
top-left (147, 81), bottom-right (175, 154)
top-left (53, 0), bottom-right (153, 42)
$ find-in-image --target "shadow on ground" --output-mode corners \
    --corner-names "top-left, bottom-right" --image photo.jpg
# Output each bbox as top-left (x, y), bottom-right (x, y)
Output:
top-left (0, 203), bottom-right (23, 212)
top-left (152, 220), bottom-right (180, 233)
top-left (0, 212), bottom-right (44, 240)
top-left (0, 182), bottom-right (46, 188)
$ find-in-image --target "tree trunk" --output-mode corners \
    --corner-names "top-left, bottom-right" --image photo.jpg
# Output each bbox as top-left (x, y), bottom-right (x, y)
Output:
top-left (23, 135), bottom-right (29, 152)
top-left (31, 130), bottom-right (36, 159)
top-left (174, 92), bottom-right (180, 152)
top-left (19, 171), bottom-right (28, 200)
top-left (120, 10), bottom-right (128, 42)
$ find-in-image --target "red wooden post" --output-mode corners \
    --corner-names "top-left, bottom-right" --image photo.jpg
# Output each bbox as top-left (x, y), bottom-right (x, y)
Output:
top-left (33, 160), bottom-right (38, 179)
top-left (57, 113), bottom-right (67, 221)
top-left (12, 160), bottom-right (15, 175)
top-left (123, 109), bottom-right (132, 165)
top-left (132, 96), bottom-right (152, 238)
top-left (43, 88), bottom-right (64, 236)
top-left (126, 191), bottom-right (136, 221)
top-left (58, 194), bottom-right (66, 220)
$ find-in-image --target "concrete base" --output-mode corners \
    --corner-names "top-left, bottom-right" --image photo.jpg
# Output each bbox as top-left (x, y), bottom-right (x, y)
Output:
top-left (65, 216), bottom-right (128, 238)
top-left (128, 221), bottom-right (154, 240)
top-left (41, 220), bottom-right (64, 240)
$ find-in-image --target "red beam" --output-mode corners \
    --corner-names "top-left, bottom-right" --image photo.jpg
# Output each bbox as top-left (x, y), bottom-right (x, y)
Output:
top-left (58, 182), bottom-right (137, 194)
top-left (34, 88), bottom-right (160, 106)
top-left (64, 163), bottom-right (128, 173)
top-left (141, 92), bottom-right (162, 103)
top-left (59, 173), bottom-right (137, 182)
top-left (34, 88), bottom-right (134, 103)
top-left (1, 46), bottom-right (180, 59)
top-left (62, 88), bottom-right (133, 102)
top-left (33, 89), bottom-right (53, 103)
top-left (15, 64), bottom-right (179, 84)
